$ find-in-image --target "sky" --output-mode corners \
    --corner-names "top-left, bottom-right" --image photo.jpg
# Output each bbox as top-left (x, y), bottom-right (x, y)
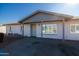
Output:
top-left (0, 3), bottom-right (79, 24)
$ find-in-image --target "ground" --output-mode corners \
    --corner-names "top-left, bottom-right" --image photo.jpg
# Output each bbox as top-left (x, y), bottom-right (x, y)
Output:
top-left (0, 36), bottom-right (79, 56)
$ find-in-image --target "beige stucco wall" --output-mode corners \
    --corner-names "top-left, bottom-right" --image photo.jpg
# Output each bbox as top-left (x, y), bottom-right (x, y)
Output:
top-left (36, 23), bottom-right (42, 37)
top-left (64, 20), bottom-right (79, 40)
top-left (6, 25), bottom-right (22, 35)
top-left (0, 25), bottom-right (6, 33)
top-left (24, 24), bottom-right (31, 37)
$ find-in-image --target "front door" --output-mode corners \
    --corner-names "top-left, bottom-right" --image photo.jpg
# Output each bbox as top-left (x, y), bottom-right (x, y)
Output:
top-left (31, 24), bottom-right (36, 37)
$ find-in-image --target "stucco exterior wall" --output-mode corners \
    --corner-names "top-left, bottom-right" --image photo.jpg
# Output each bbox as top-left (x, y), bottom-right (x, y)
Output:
top-left (36, 23), bottom-right (42, 37)
top-left (24, 24), bottom-right (31, 37)
top-left (0, 26), bottom-right (6, 33)
top-left (6, 25), bottom-right (10, 34)
top-left (64, 20), bottom-right (79, 40)
top-left (6, 25), bottom-right (22, 35)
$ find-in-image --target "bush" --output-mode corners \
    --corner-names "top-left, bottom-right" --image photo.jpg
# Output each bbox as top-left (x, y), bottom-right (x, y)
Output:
top-left (0, 33), bottom-right (4, 43)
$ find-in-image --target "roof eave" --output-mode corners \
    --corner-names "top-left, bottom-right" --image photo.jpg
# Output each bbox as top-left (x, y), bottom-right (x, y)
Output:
top-left (19, 10), bottom-right (73, 23)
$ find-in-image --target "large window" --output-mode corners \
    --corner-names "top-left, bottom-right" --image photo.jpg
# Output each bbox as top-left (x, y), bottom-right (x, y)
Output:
top-left (42, 24), bottom-right (57, 34)
top-left (70, 24), bottom-right (79, 33)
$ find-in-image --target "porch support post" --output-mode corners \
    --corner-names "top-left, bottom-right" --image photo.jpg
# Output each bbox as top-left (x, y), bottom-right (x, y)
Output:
top-left (21, 23), bottom-right (24, 36)
top-left (62, 19), bottom-right (65, 41)
top-left (30, 23), bottom-right (32, 37)
top-left (41, 21), bottom-right (43, 37)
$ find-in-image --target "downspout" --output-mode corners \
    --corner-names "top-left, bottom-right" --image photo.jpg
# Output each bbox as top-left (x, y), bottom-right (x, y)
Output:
top-left (41, 20), bottom-right (43, 37)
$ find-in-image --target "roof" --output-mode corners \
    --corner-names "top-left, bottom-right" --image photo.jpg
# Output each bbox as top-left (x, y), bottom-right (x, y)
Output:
top-left (3, 23), bottom-right (21, 25)
top-left (19, 10), bottom-right (73, 23)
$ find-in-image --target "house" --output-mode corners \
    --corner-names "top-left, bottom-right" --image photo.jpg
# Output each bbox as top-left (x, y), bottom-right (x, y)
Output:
top-left (0, 23), bottom-right (23, 35)
top-left (1, 10), bottom-right (79, 40)
top-left (19, 10), bottom-right (73, 40)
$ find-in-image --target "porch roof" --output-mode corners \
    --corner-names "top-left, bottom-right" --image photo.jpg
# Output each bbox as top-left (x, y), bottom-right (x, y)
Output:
top-left (19, 10), bottom-right (73, 23)
top-left (3, 23), bottom-right (21, 26)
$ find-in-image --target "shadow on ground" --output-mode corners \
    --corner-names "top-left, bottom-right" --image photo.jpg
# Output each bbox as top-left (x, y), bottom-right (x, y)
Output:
top-left (0, 37), bottom-right (78, 56)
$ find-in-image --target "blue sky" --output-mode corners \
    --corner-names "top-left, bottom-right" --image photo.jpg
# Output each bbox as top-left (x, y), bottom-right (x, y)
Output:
top-left (0, 3), bottom-right (79, 24)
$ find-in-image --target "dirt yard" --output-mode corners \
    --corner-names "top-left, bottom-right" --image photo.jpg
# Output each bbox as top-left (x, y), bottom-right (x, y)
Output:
top-left (0, 36), bottom-right (79, 56)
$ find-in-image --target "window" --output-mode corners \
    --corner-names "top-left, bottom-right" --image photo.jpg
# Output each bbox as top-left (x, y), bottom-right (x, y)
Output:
top-left (70, 24), bottom-right (79, 33)
top-left (42, 24), bottom-right (57, 34)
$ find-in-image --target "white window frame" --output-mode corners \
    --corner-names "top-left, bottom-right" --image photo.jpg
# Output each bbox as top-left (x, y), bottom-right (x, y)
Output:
top-left (42, 24), bottom-right (57, 34)
top-left (70, 24), bottom-right (79, 33)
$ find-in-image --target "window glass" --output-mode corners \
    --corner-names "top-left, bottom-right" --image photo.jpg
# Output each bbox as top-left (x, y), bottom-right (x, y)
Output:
top-left (70, 24), bottom-right (75, 33)
top-left (76, 25), bottom-right (79, 32)
top-left (70, 24), bottom-right (79, 33)
top-left (42, 24), bottom-right (57, 34)
top-left (42, 24), bottom-right (46, 34)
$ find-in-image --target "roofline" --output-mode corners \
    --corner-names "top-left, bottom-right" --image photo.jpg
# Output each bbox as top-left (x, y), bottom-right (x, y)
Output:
top-left (19, 10), bottom-right (73, 23)
top-left (19, 10), bottom-right (42, 23)
top-left (3, 23), bottom-right (22, 25)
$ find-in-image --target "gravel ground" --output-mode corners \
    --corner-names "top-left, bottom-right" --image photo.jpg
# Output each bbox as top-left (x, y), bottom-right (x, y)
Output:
top-left (0, 37), bottom-right (78, 56)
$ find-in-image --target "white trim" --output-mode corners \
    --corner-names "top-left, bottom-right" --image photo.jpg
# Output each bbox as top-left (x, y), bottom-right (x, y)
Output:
top-left (70, 24), bottom-right (79, 33)
top-left (42, 24), bottom-right (57, 35)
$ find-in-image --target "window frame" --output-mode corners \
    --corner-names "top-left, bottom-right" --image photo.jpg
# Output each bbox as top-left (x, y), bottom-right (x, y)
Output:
top-left (70, 24), bottom-right (79, 33)
top-left (42, 24), bottom-right (57, 35)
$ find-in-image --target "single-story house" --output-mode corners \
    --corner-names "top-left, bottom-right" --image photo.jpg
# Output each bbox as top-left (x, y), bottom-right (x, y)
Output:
top-left (0, 23), bottom-right (23, 35)
top-left (1, 10), bottom-right (79, 40)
